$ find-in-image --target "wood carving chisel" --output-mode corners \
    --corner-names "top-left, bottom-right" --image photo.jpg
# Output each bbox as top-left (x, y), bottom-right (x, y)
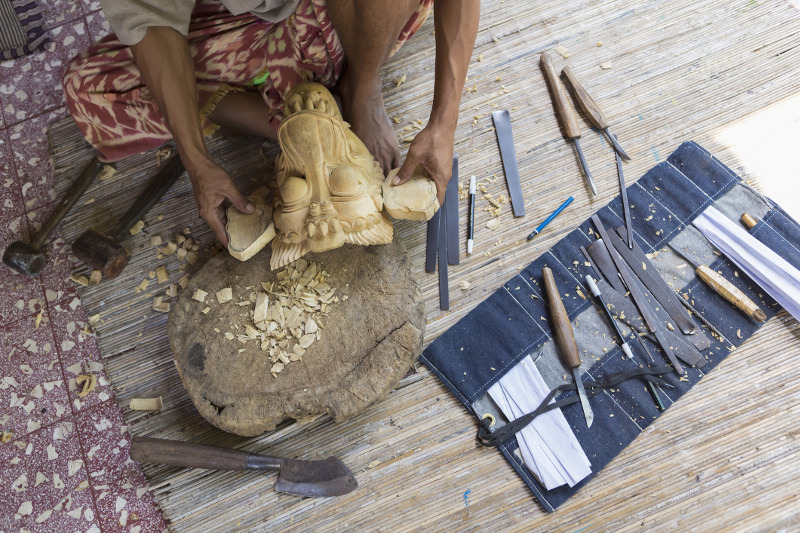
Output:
top-left (438, 200), bottom-right (450, 311)
top-left (561, 66), bottom-right (631, 161)
top-left (540, 52), bottom-right (597, 196)
top-left (607, 227), bottom-right (705, 340)
top-left (612, 134), bottom-right (634, 249)
top-left (425, 209), bottom-right (440, 273)
top-left (667, 242), bottom-right (766, 322)
top-left (586, 274), bottom-right (666, 411)
top-left (741, 213), bottom-right (758, 230)
top-left (542, 267), bottom-right (593, 427)
top-left (673, 289), bottom-right (731, 345)
top-left (591, 215), bottom-right (684, 374)
top-left (446, 154), bottom-right (460, 265)
top-left (492, 110), bottom-right (526, 216)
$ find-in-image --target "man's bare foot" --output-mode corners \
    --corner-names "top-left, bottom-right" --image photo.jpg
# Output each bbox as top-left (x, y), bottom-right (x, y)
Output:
top-left (337, 68), bottom-right (400, 176)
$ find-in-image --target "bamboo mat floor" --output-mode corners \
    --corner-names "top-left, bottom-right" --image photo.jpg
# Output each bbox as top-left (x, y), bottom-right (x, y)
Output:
top-left (50, 0), bottom-right (800, 531)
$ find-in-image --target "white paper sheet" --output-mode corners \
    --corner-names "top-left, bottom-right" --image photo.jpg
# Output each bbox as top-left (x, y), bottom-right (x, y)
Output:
top-left (487, 356), bottom-right (592, 490)
top-left (693, 206), bottom-right (800, 322)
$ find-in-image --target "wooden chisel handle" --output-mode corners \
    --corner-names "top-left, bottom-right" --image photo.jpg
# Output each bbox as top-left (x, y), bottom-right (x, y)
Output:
top-left (695, 265), bottom-right (766, 322)
top-left (741, 213), bottom-right (758, 230)
top-left (540, 52), bottom-right (581, 140)
top-left (561, 65), bottom-right (608, 130)
top-left (542, 267), bottom-right (581, 368)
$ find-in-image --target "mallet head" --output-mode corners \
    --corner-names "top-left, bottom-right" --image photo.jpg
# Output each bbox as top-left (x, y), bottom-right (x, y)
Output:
top-left (2, 241), bottom-right (47, 276)
top-left (71, 228), bottom-right (130, 279)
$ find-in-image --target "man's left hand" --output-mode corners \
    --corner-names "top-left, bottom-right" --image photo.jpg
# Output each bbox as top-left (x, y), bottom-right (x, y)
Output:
top-left (391, 124), bottom-right (455, 205)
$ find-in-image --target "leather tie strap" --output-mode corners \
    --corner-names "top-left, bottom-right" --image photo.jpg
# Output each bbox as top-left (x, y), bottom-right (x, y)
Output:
top-left (477, 366), bottom-right (675, 447)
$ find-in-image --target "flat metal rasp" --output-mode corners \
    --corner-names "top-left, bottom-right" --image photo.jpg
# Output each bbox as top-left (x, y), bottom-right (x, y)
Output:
top-left (667, 242), bottom-right (766, 322)
top-left (438, 200), bottom-right (450, 311)
top-left (540, 52), bottom-right (597, 196)
top-left (542, 267), bottom-right (593, 428)
top-left (492, 110), bottom-right (526, 216)
top-left (561, 65), bottom-right (631, 161)
top-left (446, 154), bottom-right (460, 265)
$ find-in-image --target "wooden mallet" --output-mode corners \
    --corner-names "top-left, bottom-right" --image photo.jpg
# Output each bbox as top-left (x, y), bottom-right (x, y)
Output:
top-left (3, 157), bottom-right (109, 276)
top-left (71, 155), bottom-right (185, 279)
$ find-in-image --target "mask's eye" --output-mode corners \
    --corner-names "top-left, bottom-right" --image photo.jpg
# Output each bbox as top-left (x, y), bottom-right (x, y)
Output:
top-left (328, 167), bottom-right (360, 195)
top-left (281, 175), bottom-right (308, 203)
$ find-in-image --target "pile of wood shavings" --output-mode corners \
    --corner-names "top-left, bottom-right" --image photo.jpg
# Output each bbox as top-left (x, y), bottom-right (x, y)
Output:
top-left (217, 259), bottom-right (341, 378)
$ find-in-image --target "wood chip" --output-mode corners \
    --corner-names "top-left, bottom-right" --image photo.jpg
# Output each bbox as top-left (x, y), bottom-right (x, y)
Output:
top-left (150, 236), bottom-right (162, 247)
top-left (460, 280), bottom-right (471, 291)
top-left (129, 397), bottom-right (163, 411)
top-left (555, 45), bottom-right (570, 58)
top-left (486, 218), bottom-right (500, 231)
top-left (137, 279), bottom-right (149, 292)
top-left (70, 274), bottom-right (89, 287)
top-left (216, 288), bottom-right (233, 304)
top-left (152, 296), bottom-right (171, 313)
top-left (75, 374), bottom-right (97, 397)
top-left (599, 61), bottom-right (613, 69)
top-left (129, 220), bottom-right (145, 235)
top-left (192, 289), bottom-right (208, 302)
top-left (89, 270), bottom-right (102, 285)
top-left (156, 266), bottom-right (168, 284)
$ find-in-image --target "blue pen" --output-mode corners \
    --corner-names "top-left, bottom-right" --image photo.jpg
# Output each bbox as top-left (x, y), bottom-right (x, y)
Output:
top-left (527, 196), bottom-right (574, 241)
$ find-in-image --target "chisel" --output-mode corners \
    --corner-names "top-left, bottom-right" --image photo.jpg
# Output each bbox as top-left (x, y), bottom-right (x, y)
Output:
top-left (561, 66), bottom-right (631, 161)
top-left (542, 267), bottom-right (594, 427)
top-left (540, 52), bottom-right (597, 196)
top-left (586, 275), bottom-right (666, 411)
top-left (667, 242), bottom-right (766, 322)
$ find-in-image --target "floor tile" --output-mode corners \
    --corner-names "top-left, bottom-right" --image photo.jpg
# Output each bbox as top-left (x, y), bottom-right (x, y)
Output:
top-left (49, 296), bottom-right (114, 413)
top-left (0, 310), bottom-right (71, 437)
top-left (0, 214), bottom-right (48, 327)
top-left (77, 401), bottom-right (168, 532)
top-left (0, 419), bottom-right (99, 533)
top-left (0, 129), bottom-right (25, 221)
top-left (8, 108), bottom-right (70, 214)
top-left (39, 0), bottom-right (85, 32)
top-left (85, 9), bottom-right (112, 43)
top-left (0, 20), bottom-right (90, 127)
top-left (38, 234), bottom-right (81, 307)
top-left (81, 0), bottom-right (103, 18)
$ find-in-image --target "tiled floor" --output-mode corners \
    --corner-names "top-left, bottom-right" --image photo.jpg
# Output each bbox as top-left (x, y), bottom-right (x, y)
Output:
top-left (0, 3), bottom-right (166, 532)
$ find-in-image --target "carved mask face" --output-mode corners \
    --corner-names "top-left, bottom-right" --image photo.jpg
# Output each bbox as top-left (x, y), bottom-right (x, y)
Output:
top-left (271, 83), bottom-right (393, 269)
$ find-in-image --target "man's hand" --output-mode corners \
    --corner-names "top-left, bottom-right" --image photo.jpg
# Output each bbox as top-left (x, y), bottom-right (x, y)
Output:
top-left (392, 124), bottom-right (454, 205)
top-left (190, 161), bottom-right (254, 247)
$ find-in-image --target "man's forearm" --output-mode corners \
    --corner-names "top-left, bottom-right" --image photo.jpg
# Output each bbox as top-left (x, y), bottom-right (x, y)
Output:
top-left (131, 26), bottom-right (211, 177)
top-left (429, 0), bottom-right (480, 133)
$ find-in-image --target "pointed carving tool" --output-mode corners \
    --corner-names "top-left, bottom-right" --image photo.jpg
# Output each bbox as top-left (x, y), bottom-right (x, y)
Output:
top-left (561, 66), bottom-right (631, 161)
top-left (540, 52), bottom-right (596, 196)
top-left (542, 267), bottom-right (593, 427)
top-left (667, 242), bottom-right (766, 322)
top-left (612, 134), bottom-right (634, 248)
top-left (130, 437), bottom-right (358, 498)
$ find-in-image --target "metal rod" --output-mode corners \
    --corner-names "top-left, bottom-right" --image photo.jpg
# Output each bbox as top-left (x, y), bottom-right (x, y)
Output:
top-left (573, 139), bottom-right (597, 196)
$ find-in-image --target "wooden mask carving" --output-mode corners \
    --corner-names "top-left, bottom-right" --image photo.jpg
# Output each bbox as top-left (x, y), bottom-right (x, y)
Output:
top-left (270, 83), bottom-right (393, 269)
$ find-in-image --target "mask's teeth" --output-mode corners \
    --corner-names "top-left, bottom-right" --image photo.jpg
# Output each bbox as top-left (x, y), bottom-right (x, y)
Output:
top-left (307, 222), bottom-right (317, 238)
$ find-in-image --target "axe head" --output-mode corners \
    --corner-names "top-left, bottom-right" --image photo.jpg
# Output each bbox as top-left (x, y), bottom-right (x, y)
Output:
top-left (275, 457), bottom-right (358, 497)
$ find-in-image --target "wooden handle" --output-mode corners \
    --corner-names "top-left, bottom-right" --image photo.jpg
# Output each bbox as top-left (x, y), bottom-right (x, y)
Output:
top-left (741, 213), bottom-right (758, 230)
top-left (111, 156), bottom-right (185, 241)
top-left (542, 267), bottom-right (581, 368)
top-left (561, 65), bottom-right (608, 130)
top-left (32, 157), bottom-right (107, 248)
top-left (540, 52), bottom-right (581, 139)
top-left (130, 437), bottom-right (281, 471)
top-left (696, 265), bottom-right (766, 322)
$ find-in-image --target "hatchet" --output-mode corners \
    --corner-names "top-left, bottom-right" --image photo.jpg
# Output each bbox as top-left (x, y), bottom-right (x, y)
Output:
top-left (130, 437), bottom-right (358, 498)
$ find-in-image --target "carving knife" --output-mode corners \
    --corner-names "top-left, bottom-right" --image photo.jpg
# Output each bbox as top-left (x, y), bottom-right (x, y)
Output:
top-left (130, 437), bottom-right (358, 498)
top-left (612, 134), bottom-right (634, 249)
top-left (542, 267), bottom-right (593, 427)
top-left (667, 242), bottom-right (766, 322)
top-left (491, 110), bottom-right (526, 216)
top-left (540, 52), bottom-right (597, 196)
top-left (561, 66), bottom-right (631, 161)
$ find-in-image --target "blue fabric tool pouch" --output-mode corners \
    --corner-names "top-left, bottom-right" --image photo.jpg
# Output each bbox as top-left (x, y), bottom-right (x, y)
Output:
top-left (420, 141), bottom-right (800, 512)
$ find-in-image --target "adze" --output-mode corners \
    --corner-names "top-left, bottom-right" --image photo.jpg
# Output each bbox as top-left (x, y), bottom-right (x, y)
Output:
top-left (131, 437), bottom-right (358, 498)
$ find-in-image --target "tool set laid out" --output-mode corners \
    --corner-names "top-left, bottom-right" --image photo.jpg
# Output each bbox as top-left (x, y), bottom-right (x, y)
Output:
top-left (422, 140), bottom-right (800, 512)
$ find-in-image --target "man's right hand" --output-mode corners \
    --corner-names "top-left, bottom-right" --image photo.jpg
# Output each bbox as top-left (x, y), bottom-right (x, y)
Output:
top-left (189, 160), bottom-right (254, 247)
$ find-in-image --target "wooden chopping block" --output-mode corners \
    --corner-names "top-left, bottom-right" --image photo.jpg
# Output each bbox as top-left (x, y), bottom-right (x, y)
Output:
top-left (168, 236), bottom-right (425, 436)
